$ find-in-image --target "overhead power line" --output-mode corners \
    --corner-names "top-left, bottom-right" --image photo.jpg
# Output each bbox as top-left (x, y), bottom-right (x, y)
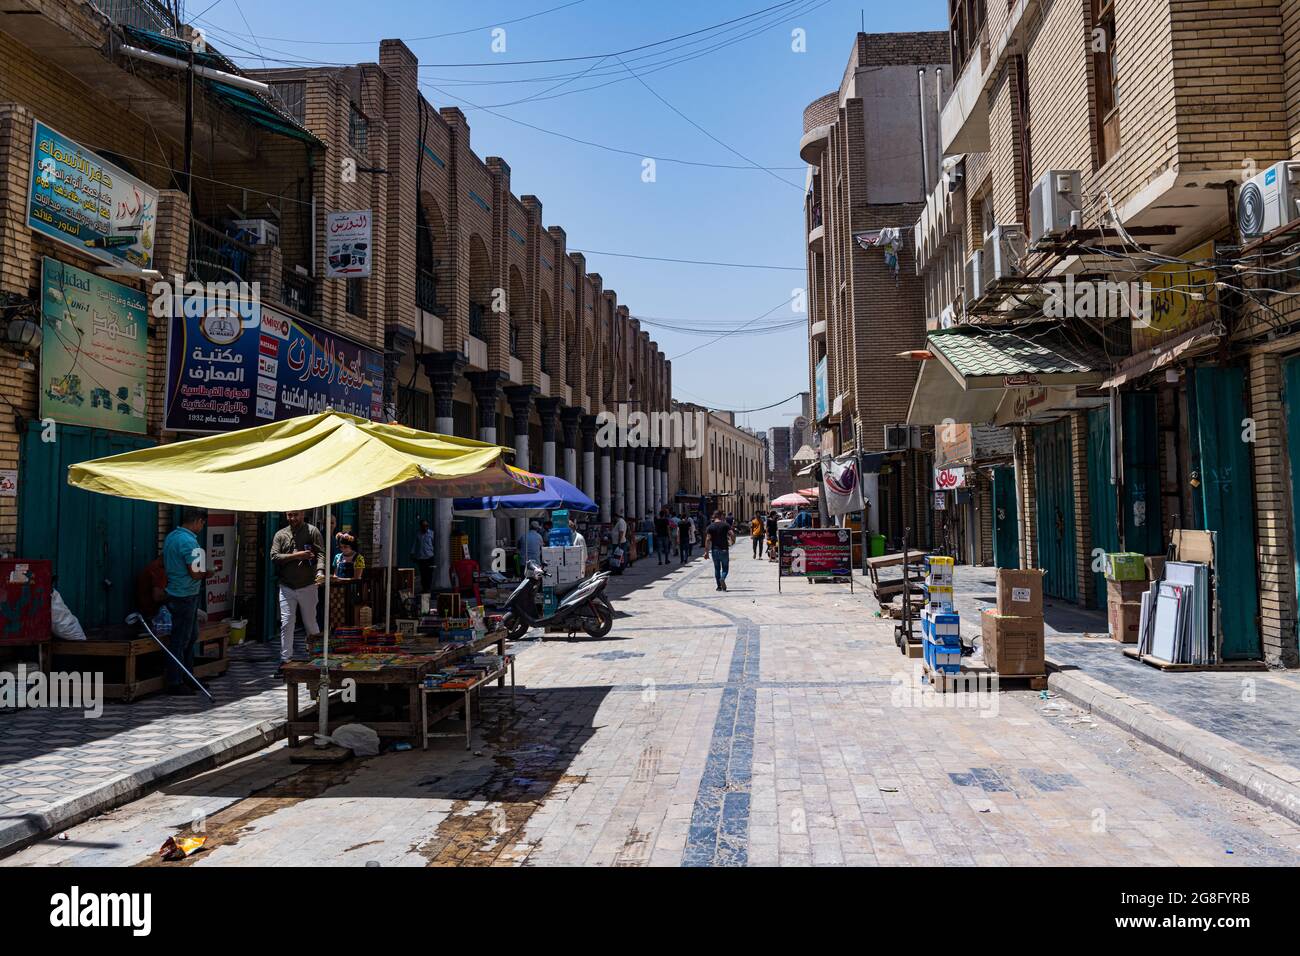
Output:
top-left (573, 248), bottom-right (804, 271)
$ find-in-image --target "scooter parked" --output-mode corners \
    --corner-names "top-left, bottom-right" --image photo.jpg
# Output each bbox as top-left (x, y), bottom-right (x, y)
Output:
top-left (501, 561), bottom-right (614, 640)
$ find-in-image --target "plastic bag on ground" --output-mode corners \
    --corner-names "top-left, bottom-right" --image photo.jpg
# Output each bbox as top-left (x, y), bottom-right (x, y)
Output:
top-left (324, 723), bottom-right (380, 756)
top-left (50, 590), bottom-right (87, 641)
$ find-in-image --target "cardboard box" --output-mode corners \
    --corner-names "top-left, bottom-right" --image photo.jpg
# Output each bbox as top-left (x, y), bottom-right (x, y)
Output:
top-left (1145, 556), bottom-right (1166, 583)
top-left (1104, 552), bottom-right (1146, 581)
top-left (1108, 599), bottom-right (1142, 644)
top-left (996, 569), bottom-right (1044, 618)
top-left (981, 610), bottom-right (1045, 676)
top-left (1106, 578), bottom-right (1148, 604)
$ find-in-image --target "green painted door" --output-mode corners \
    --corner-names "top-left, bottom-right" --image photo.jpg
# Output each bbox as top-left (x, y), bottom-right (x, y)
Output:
top-left (1191, 366), bottom-right (1260, 660)
top-left (1034, 418), bottom-right (1077, 602)
top-left (1281, 356), bottom-right (1300, 654)
top-left (1122, 393), bottom-right (1163, 556)
top-left (18, 421), bottom-right (158, 631)
top-left (1086, 407), bottom-right (1119, 608)
top-left (991, 465), bottom-right (1019, 569)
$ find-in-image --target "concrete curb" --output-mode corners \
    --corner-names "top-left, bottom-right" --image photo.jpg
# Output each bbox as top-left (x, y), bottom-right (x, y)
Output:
top-left (1045, 658), bottom-right (1300, 826)
top-left (0, 714), bottom-right (288, 858)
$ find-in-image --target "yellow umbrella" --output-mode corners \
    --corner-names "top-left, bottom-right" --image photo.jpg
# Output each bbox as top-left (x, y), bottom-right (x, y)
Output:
top-left (67, 410), bottom-right (535, 510)
top-left (68, 410), bottom-right (539, 745)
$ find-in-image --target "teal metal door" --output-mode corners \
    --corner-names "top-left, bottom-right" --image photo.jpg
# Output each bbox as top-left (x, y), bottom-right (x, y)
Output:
top-left (991, 465), bottom-right (1019, 569)
top-left (1281, 356), bottom-right (1300, 654)
top-left (1086, 407), bottom-right (1119, 608)
top-left (18, 421), bottom-right (158, 630)
top-left (1191, 366), bottom-right (1260, 660)
top-left (1122, 393), bottom-right (1163, 556)
top-left (1034, 418), bottom-right (1077, 602)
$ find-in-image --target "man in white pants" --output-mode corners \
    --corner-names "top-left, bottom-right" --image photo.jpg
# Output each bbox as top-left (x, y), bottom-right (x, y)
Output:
top-left (271, 510), bottom-right (326, 672)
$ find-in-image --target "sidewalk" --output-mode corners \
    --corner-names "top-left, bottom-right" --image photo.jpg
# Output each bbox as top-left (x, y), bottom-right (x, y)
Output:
top-left (0, 640), bottom-right (307, 855)
top-left (855, 561), bottom-right (1300, 823)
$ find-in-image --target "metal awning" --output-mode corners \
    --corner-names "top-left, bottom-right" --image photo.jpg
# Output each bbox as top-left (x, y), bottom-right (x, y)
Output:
top-left (1098, 322), bottom-right (1220, 389)
top-left (906, 357), bottom-right (1006, 426)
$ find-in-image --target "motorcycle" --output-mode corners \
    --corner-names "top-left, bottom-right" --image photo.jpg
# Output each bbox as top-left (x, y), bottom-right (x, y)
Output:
top-left (501, 561), bottom-right (614, 640)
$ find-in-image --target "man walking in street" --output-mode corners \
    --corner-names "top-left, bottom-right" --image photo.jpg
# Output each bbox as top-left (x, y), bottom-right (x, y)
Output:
top-left (162, 508), bottom-right (212, 696)
top-left (750, 513), bottom-right (765, 558)
top-left (678, 510), bottom-right (693, 564)
top-left (410, 518), bottom-right (435, 594)
top-left (272, 509), bottom-right (325, 671)
top-left (706, 511), bottom-right (732, 591)
top-left (654, 508), bottom-right (671, 565)
top-left (766, 510), bottom-right (779, 562)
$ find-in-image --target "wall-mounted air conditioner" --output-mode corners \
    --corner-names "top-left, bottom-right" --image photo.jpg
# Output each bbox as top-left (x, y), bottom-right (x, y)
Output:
top-left (231, 218), bottom-right (279, 246)
top-left (1029, 170), bottom-right (1081, 246)
top-left (1238, 161), bottom-right (1300, 241)
top-left (963, 249), bottom-right (983, 308)
top-left (884, 424), bottom-right (923, 451)
top-left (982, 224), bottom-right (1025, 293)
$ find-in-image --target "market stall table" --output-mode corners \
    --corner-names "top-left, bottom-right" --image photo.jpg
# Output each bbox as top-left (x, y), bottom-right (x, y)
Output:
top-left (281, 628), bottom-right (508, 747)
top-left (421, 654), bottom-right (516, 749)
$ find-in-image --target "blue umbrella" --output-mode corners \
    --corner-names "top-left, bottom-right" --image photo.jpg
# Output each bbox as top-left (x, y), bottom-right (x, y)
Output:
top-left (453, 473), bottom-right (596, 517)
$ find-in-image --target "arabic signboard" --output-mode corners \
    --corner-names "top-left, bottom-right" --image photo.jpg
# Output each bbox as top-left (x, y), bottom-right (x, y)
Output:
top-left (39, 257), bottom-right (149, 434)
top-left (936, 423), bottom-right (973, 467)
top-left (205, 511), bottom-right (235, 621)
top-left (325, 209), bottom-right (373, 278)
top-left (778, 527), bottom-right (852, 581)
top-left (28, 120), bottom-right (157, 272)
top-left (933, 492), bottom-right (947, 510)
top-left (814, 356), bottom-right (828, 420)
top-left (1135, 240), bottom-right (1216, 336)
top-left (164, 301), bottom-right (384, 432)
top-left (934, 465), bottom-right (967, 491)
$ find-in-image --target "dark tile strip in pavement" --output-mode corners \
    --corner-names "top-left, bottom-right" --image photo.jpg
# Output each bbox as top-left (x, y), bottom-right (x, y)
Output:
top-left (664, 559), bottom-right (759, 868)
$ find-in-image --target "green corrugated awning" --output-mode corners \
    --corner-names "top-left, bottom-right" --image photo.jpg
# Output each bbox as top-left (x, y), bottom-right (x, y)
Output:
top-left (927, 324), bottom-right (1108, 390)
top-left (121, 26), bottom-right (323, 148)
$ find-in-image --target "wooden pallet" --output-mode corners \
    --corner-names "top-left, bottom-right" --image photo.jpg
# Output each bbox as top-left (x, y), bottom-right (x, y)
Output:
top-left (1121, 648), bottom-right (1268, 672)
top-left (922, 661), bottom-right (1047, 692)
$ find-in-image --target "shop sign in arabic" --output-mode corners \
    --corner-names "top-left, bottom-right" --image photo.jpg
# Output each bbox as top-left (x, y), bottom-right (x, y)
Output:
top-left (27, 120), bottom-right (157, 271)
top-left (39, 257), bottom-right (149, 434)
top-left (164, 301), bottom-right (383, 432)
top-left (325, 209), bottom-right (372, 279)
top-left (778, 528), bottom-right (851, 578)
top-left (934, 466), bottom-right (967, 491)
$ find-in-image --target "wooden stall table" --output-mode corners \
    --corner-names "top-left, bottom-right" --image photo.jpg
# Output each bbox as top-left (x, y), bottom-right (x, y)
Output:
top-left (421, 655), bottom-right (516, 749)
top-left (282, 628), bottom-right (509, 747)
top-left (51, 620), bottom-right (230, 702)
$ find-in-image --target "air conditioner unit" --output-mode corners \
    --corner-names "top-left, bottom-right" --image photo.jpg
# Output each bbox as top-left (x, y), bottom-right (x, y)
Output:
top-left (983, 224), bottom-right (1025, 292)
top-left (963, 249), bottom-right (983, 308)
top-left (884, 424), bottom-right (910, 451)
top-left (883, 424), bottom-right (923, 451)
top-left (231, 218), bottom-right (279, 246)
top-left (1237, 161), bottom-right (1300, 241)
top-left (947, 165), bottom-right (965, 193)
top-left (1029, 170), bottom-right (1081, 246)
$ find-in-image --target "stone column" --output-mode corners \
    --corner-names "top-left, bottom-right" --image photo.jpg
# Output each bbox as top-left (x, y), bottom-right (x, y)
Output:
top-left (468, 371), bottom-right (505, 572)
top-left (635, 447), bottom-right (647, 521)
top-left (536, 396), bottom-right (561, 477)
top-left (580, 414), bottom-right (598, 510)
top-left (611, 446), bottom-right (625, 519)
top-left (505, 385), bottom-right (537, 547)
top-left (421, 352), bottom-right (467, 589)
top-left (599, 447), bottom-right (613, 523)
top-left (624, 441), bottom-right (637, 521)
top-left (561, 407), bottom-right (581, 488)
top-left (658, 449), bottom-right (669, 514)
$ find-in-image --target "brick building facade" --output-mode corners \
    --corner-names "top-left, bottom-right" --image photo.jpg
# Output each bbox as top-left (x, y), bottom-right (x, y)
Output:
top-left (0, 0), bottom-right (671, 639)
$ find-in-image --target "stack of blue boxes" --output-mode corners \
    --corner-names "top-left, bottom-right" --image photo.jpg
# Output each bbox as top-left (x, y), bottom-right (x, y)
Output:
top-left (921, 556), bottom-right (962, 675)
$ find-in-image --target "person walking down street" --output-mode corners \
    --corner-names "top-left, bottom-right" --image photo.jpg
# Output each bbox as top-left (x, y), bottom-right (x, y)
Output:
top-left (678, 511), bottom-right (693, 563)
top-left (766, 511), bottom-right (780, 561)
top-left (272, 510), bottom-right (325, 672)
top-left (611, 510), bottom-right (628, 570)
top-left (654, 509), bottom-right (671, 565)
top-left (750, 514), bottom-right (765, 558)
top-left (161, 508), bottom-right (212, 695)
top-left (519, 520), bottom-right (543, 569)
top-left (410, 518), bottom-right (435, 594)
top-left (706, 511), bottom-right (733, 591)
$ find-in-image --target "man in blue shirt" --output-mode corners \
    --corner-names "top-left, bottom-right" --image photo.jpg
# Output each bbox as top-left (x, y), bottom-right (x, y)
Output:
top-left (161, 509), bottom-right (212, 695)
top-left (518, 521), bottom-right (543, 569)
top-left (410, 519), bottom-right (435, 594)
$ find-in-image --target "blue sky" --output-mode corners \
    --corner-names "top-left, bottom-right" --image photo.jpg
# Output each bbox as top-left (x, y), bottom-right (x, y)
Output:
top-left (194, 0), bottom-right (947, 433)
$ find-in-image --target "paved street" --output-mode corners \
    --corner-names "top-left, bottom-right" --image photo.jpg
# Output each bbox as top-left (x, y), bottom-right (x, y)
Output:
top-left (5, 542), bottom-right (1298, 867)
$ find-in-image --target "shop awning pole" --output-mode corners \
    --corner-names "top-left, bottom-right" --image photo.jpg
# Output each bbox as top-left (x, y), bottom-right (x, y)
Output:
top-left (316, 501), bottom-right (332, 748)
top-left (386, 487), bottom-right (395, 632)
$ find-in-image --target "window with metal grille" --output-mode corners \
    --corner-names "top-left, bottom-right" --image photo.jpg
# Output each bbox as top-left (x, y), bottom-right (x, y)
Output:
top-left (271, 81), bottom-right (306, 124)
top-left (348, 103), bottom-right (368, 151)
top-left (346, 278), bottom-right (365, 317)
